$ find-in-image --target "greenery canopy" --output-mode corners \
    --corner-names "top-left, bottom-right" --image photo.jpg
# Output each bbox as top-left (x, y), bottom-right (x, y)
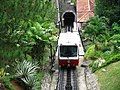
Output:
top-left (95, 0), bottom-right (120, 24)
top-left (0, 0), bottom-right (57, 69)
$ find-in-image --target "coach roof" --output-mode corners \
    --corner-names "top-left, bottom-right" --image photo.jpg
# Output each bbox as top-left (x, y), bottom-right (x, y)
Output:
top-left (58, 32), bottom-right (81, 46)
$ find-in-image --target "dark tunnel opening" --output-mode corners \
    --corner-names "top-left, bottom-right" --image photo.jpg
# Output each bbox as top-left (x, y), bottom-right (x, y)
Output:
top-left (63, 12), bottom-right (75, 27)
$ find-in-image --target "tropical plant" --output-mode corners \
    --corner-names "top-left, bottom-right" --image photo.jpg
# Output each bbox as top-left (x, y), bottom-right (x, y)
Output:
top-left (21, 75), bottom-right (37, 89)
top-left (16, 60), bottom-right (38, 78)
top-left (15, 60), bottom-right (41, 90)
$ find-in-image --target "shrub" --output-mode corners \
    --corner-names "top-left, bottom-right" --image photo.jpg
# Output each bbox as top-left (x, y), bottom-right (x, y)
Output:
top-left (15, 60), bottom-right (40, 90)
top-left (85, 45), bottom-right (96, 60)
top-left (16, 60), bottom-right (38, 78)
top-left (0, 76), bottom-right (14, 90)
top-left (32, 72), bottom-right (44, 90)
top-left (92, 53), bottom-right (120, 72)
top-left (91, 58), bottom-right (106, 72)
top-left (107, 53), bottom-right (120, 64)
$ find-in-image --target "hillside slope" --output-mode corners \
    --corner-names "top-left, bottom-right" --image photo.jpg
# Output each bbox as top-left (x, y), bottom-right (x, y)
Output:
top-left (95, 61), bottom-right (120, 90)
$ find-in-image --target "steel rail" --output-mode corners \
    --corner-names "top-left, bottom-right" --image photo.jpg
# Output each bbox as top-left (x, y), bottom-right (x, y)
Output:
top-left (71, 68), bottom-right (79, 90)
top-left (56, 68), bottom-right (66, 90)
top-left (56, 68), bottom-right (78, 90)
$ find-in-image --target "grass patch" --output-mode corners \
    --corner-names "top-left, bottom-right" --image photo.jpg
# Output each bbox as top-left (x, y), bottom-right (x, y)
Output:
top-left (95, 61), bottom-right (120, 90)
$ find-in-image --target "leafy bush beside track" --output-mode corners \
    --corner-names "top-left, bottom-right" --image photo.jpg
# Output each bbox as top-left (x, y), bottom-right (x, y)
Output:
top-left (83, 16), bottom-right (120, 72)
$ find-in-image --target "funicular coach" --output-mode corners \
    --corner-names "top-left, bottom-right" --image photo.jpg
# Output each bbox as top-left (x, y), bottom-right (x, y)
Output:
top-left (56, 32), bottom-right (84, 67)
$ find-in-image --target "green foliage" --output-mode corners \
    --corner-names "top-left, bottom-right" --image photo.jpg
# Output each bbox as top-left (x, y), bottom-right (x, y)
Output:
top-left (0, 0), bottom-right (57, 89)
top-left (71, 0), bottom-right (76, 4)
top-left (84, 16), bottom-right (109, 43)
top-left (0, 0), bottom-right (57, 71)
top-left (108, 34), bottom-right (120, 52)
top-left (106, 53), bottom-right (120, 65)
top-left (85, 45), bottom-right (96, 60)
top-left (0, 66), bottom-right (14, 90)
top-left (95, 0), bottom-right (120, 24)
top-left (32, 72), bottom-right (44, 90)
top-left (0, 68), bottom-right (5, 77)
top-left (91, 52), bottom-right (120, 72)
top-left (0, 76), bottom-right (14, 90)
top-left (15, 60), bottom-right (41, 90)
top-left (21, 75), bottom-right (37, 89)
top-left (91, 58), bottom-right (106, 72)
top-left (112, 23), bottom-right (120, 34)
top-left (16, 60), bottom-right (38, 78)
top-left (84, 15), bottom-right (120, 72)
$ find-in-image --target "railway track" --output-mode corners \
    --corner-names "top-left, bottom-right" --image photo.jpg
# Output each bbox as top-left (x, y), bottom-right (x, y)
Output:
top-left (56, 68), bottom-right (78, 90)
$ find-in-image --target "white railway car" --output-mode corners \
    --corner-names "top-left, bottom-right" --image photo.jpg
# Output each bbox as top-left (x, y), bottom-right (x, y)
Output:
top-left (56, 32), bottom-right (84, 67)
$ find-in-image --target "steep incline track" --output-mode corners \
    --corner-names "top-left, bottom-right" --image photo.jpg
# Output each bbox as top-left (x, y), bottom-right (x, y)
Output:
top-left (56, 68), bottom-right (78, 90)
top-left (57, 68), bottom-right (66, 90)
top-left (71, 69), bottom-right (78, 90)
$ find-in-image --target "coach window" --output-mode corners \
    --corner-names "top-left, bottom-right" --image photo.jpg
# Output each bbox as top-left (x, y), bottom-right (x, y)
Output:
top-left (60, 46), bottom-right (77, 57)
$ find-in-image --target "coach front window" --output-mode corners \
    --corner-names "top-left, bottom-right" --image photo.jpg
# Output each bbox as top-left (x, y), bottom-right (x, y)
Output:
top-left (60, 45), bottom-right (77, 57)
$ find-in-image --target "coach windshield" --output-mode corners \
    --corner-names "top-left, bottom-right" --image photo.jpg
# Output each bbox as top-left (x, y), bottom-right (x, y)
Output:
top-left (60, 46), bottom-right (77, 57)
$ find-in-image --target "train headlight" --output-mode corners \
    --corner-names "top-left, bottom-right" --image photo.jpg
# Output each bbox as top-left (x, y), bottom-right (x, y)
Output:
top-left (67, 60), bottom-right (70, 63)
